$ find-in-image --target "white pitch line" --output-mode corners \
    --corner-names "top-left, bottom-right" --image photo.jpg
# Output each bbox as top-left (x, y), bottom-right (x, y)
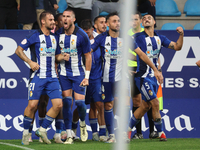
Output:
top-left (0, 142), bottom-right (35, 150)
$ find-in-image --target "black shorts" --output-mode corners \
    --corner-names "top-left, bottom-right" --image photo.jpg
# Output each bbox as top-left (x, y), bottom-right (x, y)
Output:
top-left (128, 67), bottom-right (141, 98)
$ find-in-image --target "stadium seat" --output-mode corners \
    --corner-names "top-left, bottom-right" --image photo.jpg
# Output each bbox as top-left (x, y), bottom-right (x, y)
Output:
top-left (57, 0), bottom-right (68, 13)
top-left (156, 0), bottom-right (181, 16)
top-left (99, 11), bottom-right (109, 16)
top-left (193, 23), bottom-right (200, 30)
top-left (184, 0), bottom-right (200, 16)
top-left (161, 23), bottom-right (185, 30)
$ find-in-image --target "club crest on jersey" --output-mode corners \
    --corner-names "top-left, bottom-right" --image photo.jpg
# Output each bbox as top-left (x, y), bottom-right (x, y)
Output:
top-left (157, 39), bottom-right (160, 45)
top-left (148, 90), bottom-right (153, 96)
top-left (71, 39), bottom-right (75, 45)
top-left (118, 41), bottom-right (122, 47)
top-left (52, 39), bottom-right (55, 44)
top-left (102, 94), bottom-right (105, 100)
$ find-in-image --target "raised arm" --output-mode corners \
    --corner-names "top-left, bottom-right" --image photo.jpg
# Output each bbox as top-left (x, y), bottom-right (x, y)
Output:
top-left (168, 27), bottom-right (184, 51)
top-left (15, 46), bottom-right (39, 71)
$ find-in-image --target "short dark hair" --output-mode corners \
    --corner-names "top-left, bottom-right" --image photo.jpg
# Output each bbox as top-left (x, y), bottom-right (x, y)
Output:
top-left (39, 10), bottom-right (53, 24)
top-left (64, 8), bottom-right (76, 17)
top-left (94, 16), bottom-right (106, 24)
top-left (80, 19), bottom-right (93, 30)
top-left (55, 13), bottom-right (62, 22)
top-left (142, 13), bottom-right (154, 20)
top-left (106, 12), bottom-right (119, 22)
top-left (135, 11), bottom-right (142, 19)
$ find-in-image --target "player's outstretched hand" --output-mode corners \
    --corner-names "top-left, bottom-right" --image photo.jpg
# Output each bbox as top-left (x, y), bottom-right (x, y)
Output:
top-left (80, 78), bottom-right (89, 87)
top-left (154, 70), bottom-right (163, 84)
top-left (63, 53), bottom-right (70, 61)
top-left (196, 60), bottom-right (200, 67)
top-left (176, 27), bottom-right (184, 36)
top-left (29, 61), bottom-right (40, 71)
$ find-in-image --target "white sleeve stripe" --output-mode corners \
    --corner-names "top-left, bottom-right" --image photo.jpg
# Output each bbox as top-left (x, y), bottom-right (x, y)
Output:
top-left (141, 85), bottom-right (150, 100)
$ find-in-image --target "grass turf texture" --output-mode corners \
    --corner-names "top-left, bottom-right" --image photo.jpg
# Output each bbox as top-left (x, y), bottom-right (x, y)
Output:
top-left (0, 138), bottom-right (200, 150)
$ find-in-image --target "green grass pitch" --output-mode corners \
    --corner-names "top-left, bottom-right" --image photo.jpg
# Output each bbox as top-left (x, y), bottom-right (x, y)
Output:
top-left (1, 138), bottom-right (200, 150)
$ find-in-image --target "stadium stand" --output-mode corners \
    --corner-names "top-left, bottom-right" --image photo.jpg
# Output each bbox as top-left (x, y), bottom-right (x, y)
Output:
top-left (156, 0), bottom-right (200, 30)
top-left (155, 0), bottom-right (181, 16)
top-left (161, 22), bottom-right (185, 30)
top-left (193, 23), bottom-right (200, 30)
top-left (57, 0), bottom-right (68, 13)
top-left (184, 0), bottom-right (200, 16)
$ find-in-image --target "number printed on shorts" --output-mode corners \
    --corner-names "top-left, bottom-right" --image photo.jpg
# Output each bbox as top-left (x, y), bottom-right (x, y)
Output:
top-left (29, 83), bottom-right (35, 91)
top-left (145, 82), bottom-right (150, 90)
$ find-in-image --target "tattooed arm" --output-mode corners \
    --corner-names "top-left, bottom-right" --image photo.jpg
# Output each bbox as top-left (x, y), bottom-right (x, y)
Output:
top-left (168, 27), bottom-right (184, 51)
top-left (15, 46), bottom-right (39, 71)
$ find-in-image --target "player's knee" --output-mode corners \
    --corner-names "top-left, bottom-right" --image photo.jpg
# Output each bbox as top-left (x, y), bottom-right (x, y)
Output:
top-left (57, 102), bottom-right (63, 109)
top-left (53, 99), bottom-right (63, 111)
top-left (132, 97), bottom-right (142, 107)
top-left (28, 103), bottom-right (38, 112)
top-left (96, 101), bottom-right (104, 110)
top-left (141, 102), bottom-right (150, 112)
top-left (104, 102), bottom-right (113, 110)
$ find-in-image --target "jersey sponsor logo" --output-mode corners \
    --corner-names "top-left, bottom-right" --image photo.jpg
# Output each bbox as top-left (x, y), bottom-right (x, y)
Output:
top-left (105, 49), bottom-right (122, 59)
top-left (105, 49), bottom-right (122, 55)
top-left (146, 49), bottom-right (160, 58)
top-left (39, 53), bottom-right (55, 56)
top-left (61, 48), bottom-right (77, 55)
top-left (39, 47), bottom-right (56, 53)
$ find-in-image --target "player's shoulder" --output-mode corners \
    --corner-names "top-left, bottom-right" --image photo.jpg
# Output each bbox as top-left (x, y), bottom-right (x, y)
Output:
top-left (74, 26), bottom-right (90, 41)
top-left (154, 31), bottom-right (167, 39)
top-left (134, 31), bottom-right (145, 38)
top-left (95, 31), bottom-right (108, 40)
top-left (74, 26), bottom-right (87, 36)
top-left (26, 29), bottom-right (40, 39)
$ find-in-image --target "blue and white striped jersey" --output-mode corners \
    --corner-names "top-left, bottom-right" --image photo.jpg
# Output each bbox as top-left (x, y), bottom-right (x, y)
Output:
top-left (89, 31), bottom-right (102, 82)
top-left (135, 31), bottom-right (171, 78)
top-left (19, 29), bottom-right (59, 78)
top-left (56, 26), bottom-right (91, 77)
top-left (91, 31), bottom-right (138, 82)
